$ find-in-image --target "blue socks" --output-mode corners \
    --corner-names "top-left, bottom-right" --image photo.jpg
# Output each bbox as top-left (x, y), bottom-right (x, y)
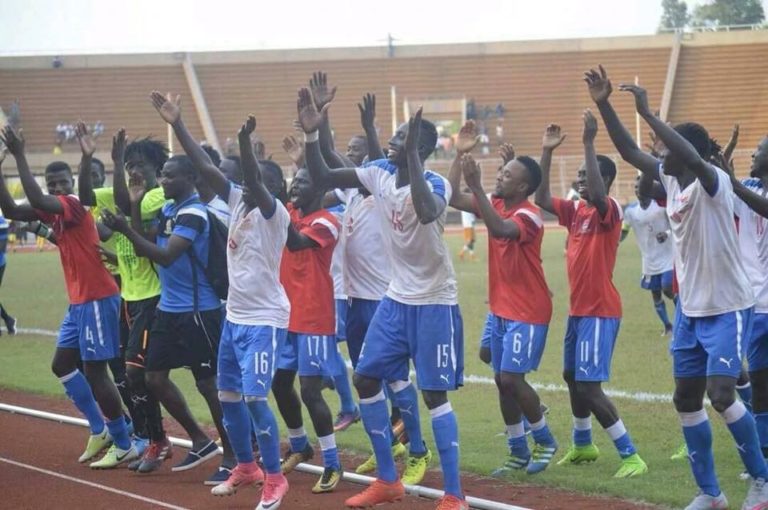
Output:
top-left (506, 422), bottom-right (529, 458)
top-left (431, 403), bottom-right (462, 499)
top-left (60, 370), bottom-right (105, 435)
top-left (287, 427), bottom-right (309, 453)
top-left (756, 412), bottom-right (768, 453)
top-left (530, 417), bottom-right (556, 446)
top-left (318, 433), bottom-right (340, 470)
top-left (681, 410), bottom-right (720, 497)
top-left (333, 350), bottom-right (357, 415)
top-left (653, 299), bottom-right (672, 329)
top-left (392, 382), bottom-right (427, 455)
top-left (737, 382), bottom-right (754, 415)
top-left (246, 398), bottom-right (282, 474)
top-left (721, 401), bottom-right (768, 480)
top-left (221, 399), bottom-right (254, 464)
top-left (573, 416), bottom-right (593, 446)
top-left (605, 419), bottom-right (636, 458)
top-left (360, 391), bottom-right (398, 482)
top-left (106, 416), bottom-right (132, 450)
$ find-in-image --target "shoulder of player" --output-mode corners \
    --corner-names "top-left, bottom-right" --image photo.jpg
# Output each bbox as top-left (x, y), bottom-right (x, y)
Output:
top-left (742, 177), bottom-right (764, 190)
top-left (362, 158), bottom-right (397, 175)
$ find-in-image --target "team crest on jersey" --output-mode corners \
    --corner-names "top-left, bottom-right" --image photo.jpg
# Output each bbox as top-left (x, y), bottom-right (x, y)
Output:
top-left (580, 219), bottom-right (591, 233)
top-left (163, 218), bottom-right (174, 236)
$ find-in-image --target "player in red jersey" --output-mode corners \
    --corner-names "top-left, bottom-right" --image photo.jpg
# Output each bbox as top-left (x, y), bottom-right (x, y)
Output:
top-left (0, 123), bottom-right (135, 468)
top-left (272, 165), bottom-right (344, 493)
top-left (535, 112), bottom-right (647, 478)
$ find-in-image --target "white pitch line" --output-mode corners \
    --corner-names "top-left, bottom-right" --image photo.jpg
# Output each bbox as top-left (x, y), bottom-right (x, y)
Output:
top-left (19, 327), bottom-right (676, 404)
top-left (0, 456), bottom-right (190, 510)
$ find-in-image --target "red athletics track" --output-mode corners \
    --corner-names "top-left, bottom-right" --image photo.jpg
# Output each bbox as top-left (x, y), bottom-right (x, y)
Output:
top-left (0, 389), bottom-right (659, 510)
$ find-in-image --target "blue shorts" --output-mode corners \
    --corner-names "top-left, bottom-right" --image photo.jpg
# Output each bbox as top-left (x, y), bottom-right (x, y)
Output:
top-left (748, 313), bottom-right (768, 372)
top-left (563, 316), bottom-right (621, 382)
top-left (277, 332), bottom-right (338, 377)
top-left (217, 321), bottom-right (287, 397)
top-left (673, 307), bottom-right (754, 378)
top-left (480, 312), bottom-right (493, 351)
top-left (355, 297), bottom-right (464, 391)
top-left (490, 315), bottom-right (548, 374)
top-left (640, 270), bottom-right (674, 291)
top-left (335, 299), bottom-right (348, 341)
top-left (58, 294), bottom-right (121, 362)
top-left (345, 298), bottom-right (380, 368)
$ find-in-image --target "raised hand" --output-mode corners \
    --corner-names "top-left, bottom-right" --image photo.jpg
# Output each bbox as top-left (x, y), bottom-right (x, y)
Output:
top-left (309, 71), bottom-right (337, 111)
top-left (101, 208), bottom-right (129, 233)
top-left (239, 115), bottom-right (257, 142)
top-left (456, 120), bottom-right (480, 154)
top-left (150, 91), bottom-right (182, 125)
top-left (542, 124), bottom-right (566, 151)
top-left (1, 125), bottom-right (25, 157)
top-left (582, 110), bottom-right (598, 144)
top-left (75, 121), bottom-right (96, 156)
top-left (713, 150), bottom-right (736, 180)
top-left (724, 123), bottom-right (740, 162)
top-left (460, 153), bottom-right (482, 190)
top-left (112, 128), bottom-right (126, 164)
top-left (358, 93), bottom-right (376, 130)
top-left (584, 65), bottom-right (612, 104)
top-left (405, 106), bottom-right (423, 155)
top-left (282, 134), bottom-right (304, 166)
top-left (619, 83), bottom-right (652, 117)
top-left (128, 172), bottom-right (146, 204)
top-left (0, 146), bottom-right (6, 166)
top-left (499, 143), bottom-right (516, 164)
top-left (296, 87), bottom-right (329, 133)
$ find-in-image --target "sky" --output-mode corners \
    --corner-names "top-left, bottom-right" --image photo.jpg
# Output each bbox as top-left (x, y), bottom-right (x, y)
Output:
top-left (0, 0), bottom-right (765, 57)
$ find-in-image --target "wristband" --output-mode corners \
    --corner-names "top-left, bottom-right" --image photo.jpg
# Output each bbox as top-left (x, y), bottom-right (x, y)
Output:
top-left (304, 130), bottom-right (319, 143)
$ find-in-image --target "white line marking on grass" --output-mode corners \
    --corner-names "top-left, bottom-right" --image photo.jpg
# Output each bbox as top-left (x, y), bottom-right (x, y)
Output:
top-left (0, 456), bottom-right (190, 510)
top-left (13, 328), bottom-right (59, 337)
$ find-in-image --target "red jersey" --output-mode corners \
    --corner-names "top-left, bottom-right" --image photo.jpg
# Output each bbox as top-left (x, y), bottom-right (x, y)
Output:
top-left (476, 197), bottom-right (552, 325)
top-left (553, 197), bottom-right (622, 318)
top-left (280, 205), bottom-right (339, 334)
top-left (37, 195), bottom-right (119, 304)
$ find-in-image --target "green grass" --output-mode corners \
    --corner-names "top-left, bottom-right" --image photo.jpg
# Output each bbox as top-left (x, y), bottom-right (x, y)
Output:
top-left (0, 233), bottom-right (754, 509)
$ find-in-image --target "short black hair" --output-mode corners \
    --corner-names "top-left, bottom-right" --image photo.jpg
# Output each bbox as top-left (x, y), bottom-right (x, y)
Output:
top-left (167, 155), bottom-right (198, 179)
top-left (708, 137), bottom-right (722, 163)
top-left (674, 122), bottom-right (711, 160)
top-left (259, 159), bottom-right (284, 181)
top-left (515, 156), bottom-right (542, 195)
top-left (45, 161), bottom-right (72, 175)
top-left (201, 144), bottom-right (221, 167)
top-left (596, 155), bottom-right (617, 183)
top-left (224, 155), bottom-right (241, 167)
top-left (91, 157), bottom-right (105, 176)
top-left (418, 119), bottom-right (438, 159)
top-left (350, 134), bottom-right (369, 147)
top-left (125, 137), bottom-right (169, 170)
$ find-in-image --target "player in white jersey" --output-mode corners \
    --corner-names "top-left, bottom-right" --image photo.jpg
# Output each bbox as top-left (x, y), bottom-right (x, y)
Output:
top-left (621, 175), bottom-right (675, 335)
top-left (296, 87), bottom-right (467, 510)
top-left (587, 64), bottom-right (767, 509)
top-left (723, 135), bottom-right (768, 469)
top-left (153, 94), bottom-right (290, 509)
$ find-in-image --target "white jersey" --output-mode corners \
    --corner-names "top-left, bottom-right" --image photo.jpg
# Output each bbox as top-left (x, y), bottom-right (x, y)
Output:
top-left (336, 188), bottom-right (391, 301)
top-left (461, 210), bottom-right (476, 228)
top-left (355, 160), bottom-right (458, 305)
top-left (733, 178), bottom-right (768, 313)
top-left (327, 205), bottom-right (347, 300)
top-left (206, 196), bottom-right (231, 227)
top-left (224, 184), bottom-right (291, 327)
top-left (660, 165), bottom-right (754, 317)
top-left (623, 200), bottom-right (674, 276)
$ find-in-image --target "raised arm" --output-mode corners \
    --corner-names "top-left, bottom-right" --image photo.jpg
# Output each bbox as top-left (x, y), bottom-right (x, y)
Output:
top-left (723, 124), bottom-right (739, 163)
top-left (461, 154), bottom-right (520, 239)
top-left (0, 148), bottom-right (38, 221)
top-left (535, 124), bottom-right (566, 215)
top-left (715, 153), bottom-right (768, 219)
top-left (309, 72), bottom-right (353, 169)
top-left (447, 120), bottom-right (480, 212)
top-left (238, 115), bottom-right (275, 216)
top-left (405, 107), bottom-right (444, 224)
top-left (621, 83), bottom-right (717, 194)
top-left (358, 93), bottom-right (386, 161)
top-left (297, 87), bottom-right (361, 190)
top-left (110, 128), bottom-right (132, 215)
top-left (1, 126), bottom-right (63, 214)
top-left (583, 109), bottom-right (608, 216)
top-left (638, 169), bottom-right (666, 202)
top-left (75, 121), bottom-right (96, 207)
top-left (585, 65), bottom-right (660, 177)
top-left (151, 91), bottom-right (229, 199)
